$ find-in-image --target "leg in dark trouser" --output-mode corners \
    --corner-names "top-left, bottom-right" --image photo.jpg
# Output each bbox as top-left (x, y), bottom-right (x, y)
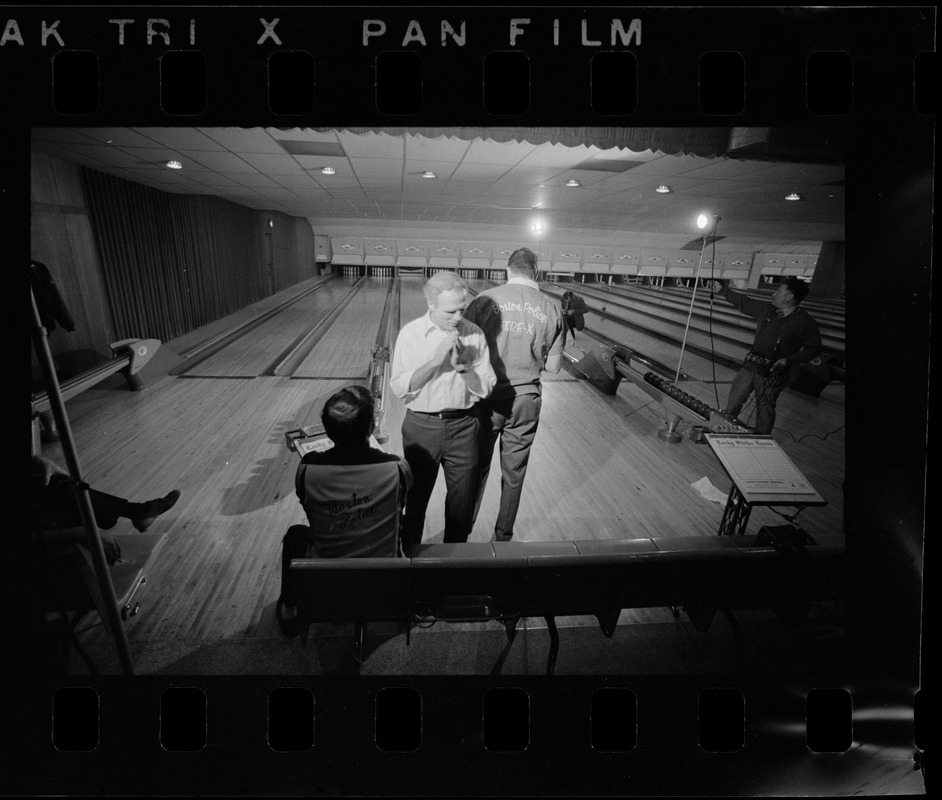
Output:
top-left (277, 524), bottom-right (312, 636)
top-left (753, 376), bottom-right (784, 435)
top-left (470, 401), bottom-right (507, 529)
top-left (280, 524), bottom-right (313, 608)
top-left (401, 413), bottom-right (444, 554)
top-left (494, 393), bottom-right (541, 542)
top-left (725, 367), bottom-right (757, 422)
top-left (440, 414), bottom-right (479, 544)
top-left (46, 477), bottom-right (132, 530)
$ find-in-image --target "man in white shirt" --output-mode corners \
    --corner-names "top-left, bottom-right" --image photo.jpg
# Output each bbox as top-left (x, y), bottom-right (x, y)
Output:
top-left (390, 271), bottom-right (497, 553)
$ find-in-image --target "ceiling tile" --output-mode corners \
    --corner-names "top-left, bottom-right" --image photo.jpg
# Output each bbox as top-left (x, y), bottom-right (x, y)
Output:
top-left (176, 150), bottom-right (258, 172)
top-left (198, 127), bottom-right (286, 154)
top-left (238, 152), bottom-right (305, 173)
top-left (31, 126), bottom-right (846, 249)
top-left (129, 127), bottom-right (227, 151)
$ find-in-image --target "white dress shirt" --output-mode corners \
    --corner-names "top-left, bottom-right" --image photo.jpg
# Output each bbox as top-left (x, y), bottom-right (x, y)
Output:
top-left (389, 312), bottom-right (497, 411)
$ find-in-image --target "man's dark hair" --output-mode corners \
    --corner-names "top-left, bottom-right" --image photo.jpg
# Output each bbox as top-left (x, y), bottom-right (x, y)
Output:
top-left (507, 247), bottom-right (538, 277)
top-left (321, 385), bottom-right (374, 444)
top-left (784, 277), bottom-right (810, 304)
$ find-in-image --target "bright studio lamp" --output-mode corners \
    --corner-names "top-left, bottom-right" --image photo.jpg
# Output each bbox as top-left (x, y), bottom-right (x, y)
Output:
top-left (674, 212), bottom-right (721, 385)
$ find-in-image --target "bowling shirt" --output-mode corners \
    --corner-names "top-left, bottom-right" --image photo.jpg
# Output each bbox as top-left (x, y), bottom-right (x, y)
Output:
top-left (464, 277), bottom-right (566, 400)
top-left (295, 444), bottom-right (413, 558)
top-left (389, 313), bottom-right (497, 411)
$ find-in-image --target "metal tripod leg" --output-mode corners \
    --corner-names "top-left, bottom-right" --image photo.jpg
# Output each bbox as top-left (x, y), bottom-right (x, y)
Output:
top-left (490, 616), bottom-right (520, 676)
top-left (545, 617), bottom-right (559, 676)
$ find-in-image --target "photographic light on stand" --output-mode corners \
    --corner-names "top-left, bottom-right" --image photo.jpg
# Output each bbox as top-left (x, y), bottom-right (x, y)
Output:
top-left (530, 219), bottom-right (545, 275)
top-left (674, 213), bottom-right (721, 385)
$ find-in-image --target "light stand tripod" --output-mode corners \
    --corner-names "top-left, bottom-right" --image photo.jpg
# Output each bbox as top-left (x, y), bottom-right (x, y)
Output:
top-left (30, 271), bottom-right (135, 675)
top-left (674, 215), bottom-right (721, 386)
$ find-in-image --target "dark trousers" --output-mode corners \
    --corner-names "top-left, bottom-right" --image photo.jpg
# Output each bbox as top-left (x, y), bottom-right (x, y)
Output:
top-left (42, 476), bottom-right (139, 530)
top-left (472, 392), bottom-right (542, 541)
top-left (726, 365), bottom-right (786, 434)
top-left (401, 410), bottom-right (479, 552)
top-left (280, 524), bottom-right (312, 607)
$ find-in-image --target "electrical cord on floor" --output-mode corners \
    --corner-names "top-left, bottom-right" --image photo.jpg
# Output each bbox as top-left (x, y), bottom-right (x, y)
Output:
top-left (769, 506), bottom-right (807, 525)
top-left (778, 423), bottom-right (846, 444)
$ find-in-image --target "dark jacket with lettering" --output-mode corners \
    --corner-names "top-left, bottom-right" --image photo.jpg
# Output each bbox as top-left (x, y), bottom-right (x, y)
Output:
top-left (721, 286), bottom-right (823, 384)
top-left (464, 277), bottom-right (566, 400)
top-left (296, 444), bottom-right (413, 558)
top-left (30, 260), bottom-right (75, 334)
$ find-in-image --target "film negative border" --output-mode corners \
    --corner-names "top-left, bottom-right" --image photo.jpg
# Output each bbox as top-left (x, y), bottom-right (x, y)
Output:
top-left (2, 4), bottom-right (933, 797)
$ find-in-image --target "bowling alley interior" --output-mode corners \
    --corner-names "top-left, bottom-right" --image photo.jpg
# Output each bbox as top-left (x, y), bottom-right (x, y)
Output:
top-left (25, 125), bottom-right (877, 681)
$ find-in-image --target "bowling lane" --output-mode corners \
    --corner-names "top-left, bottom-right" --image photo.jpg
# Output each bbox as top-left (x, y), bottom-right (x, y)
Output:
top-left (182, 277), bottom-right (362, 377)
top-left (51, 374), bottom-right (356, 644)
top-left (53, 271), bottom-right (842, 653)
top-left (292, 276), bottom-right (392, 378)
top-left (398, 275), bottom-right (433, 323)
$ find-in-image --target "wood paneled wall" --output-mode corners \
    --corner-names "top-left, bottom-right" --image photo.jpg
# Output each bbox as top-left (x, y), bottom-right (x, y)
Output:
top-left (259, 211), bottom-right (318, 293)
top-left (30, 151), bottom-right (319, 381)
top-left (30, 152), bottom-right (114, 372)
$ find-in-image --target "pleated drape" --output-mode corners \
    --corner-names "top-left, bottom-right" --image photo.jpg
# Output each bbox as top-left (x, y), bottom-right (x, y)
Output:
top-left (301, 126), bottom-right (734, 157)
top-left (82, 168), bottom-right (263, 342)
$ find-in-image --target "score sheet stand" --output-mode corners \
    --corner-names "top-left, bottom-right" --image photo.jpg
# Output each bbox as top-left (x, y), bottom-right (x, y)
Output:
top-left (704, 434), bottom-right (827, 536)
top-left (285, 423), bottom-right (383, 457)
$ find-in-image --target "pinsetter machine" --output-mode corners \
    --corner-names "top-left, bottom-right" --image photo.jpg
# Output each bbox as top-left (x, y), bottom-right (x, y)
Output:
top-left (563, 338), bottom-right (749, 443)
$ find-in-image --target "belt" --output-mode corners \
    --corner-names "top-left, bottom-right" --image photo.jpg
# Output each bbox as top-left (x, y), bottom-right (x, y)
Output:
top-left (408, 408), bottom-right (476, 419)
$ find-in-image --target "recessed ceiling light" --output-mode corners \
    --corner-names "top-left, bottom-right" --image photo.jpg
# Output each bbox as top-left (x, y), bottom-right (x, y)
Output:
top-left (166, 160), bottom-right (183, 170)
top-left (655, 185), bottom-right (671, 193)
top-left (565, 179), bottom-right (581, 188)
top-left (785, 192), bottom-right (802, 201)
top-left (422, 171), bottom-right (437, 179)
top-left (321, 166), bottom-right (335, 175)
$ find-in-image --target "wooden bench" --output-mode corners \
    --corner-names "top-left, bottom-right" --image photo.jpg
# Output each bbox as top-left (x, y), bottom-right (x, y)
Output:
top-left (288, 533), bottom-right (845, 675)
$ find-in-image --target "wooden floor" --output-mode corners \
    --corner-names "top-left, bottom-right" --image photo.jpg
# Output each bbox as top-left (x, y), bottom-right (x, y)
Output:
top-left (44, 273), bottom-right (845, 669)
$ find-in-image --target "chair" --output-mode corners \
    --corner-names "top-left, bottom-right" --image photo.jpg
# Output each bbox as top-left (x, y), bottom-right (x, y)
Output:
top-left (42, 531), bottom-right (167, 674)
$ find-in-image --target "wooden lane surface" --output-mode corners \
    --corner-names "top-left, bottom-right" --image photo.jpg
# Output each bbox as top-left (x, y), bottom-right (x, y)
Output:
top-left (554, 284), bottom-right (845, 358)
top-left (166, 276), bottom-right (332, 356)
top-left (49, 274), bottom-right (842, 657)
top-left (292, 276), bottom-right (390, 379)
top-left (392, 278), bottom-right (844, 537)
top-left (635, 284), bottom-right (846, 328)
top-left (47, 374), bottom-right (356, 645)
top-left (181, 277), bottom-right (362, 377)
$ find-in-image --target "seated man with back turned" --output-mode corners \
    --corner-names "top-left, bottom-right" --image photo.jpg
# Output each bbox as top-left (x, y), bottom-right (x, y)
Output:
top-left (276, 385), bottom-right (413, 637)
top-left (708, 277), bottom-right (823, 434)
